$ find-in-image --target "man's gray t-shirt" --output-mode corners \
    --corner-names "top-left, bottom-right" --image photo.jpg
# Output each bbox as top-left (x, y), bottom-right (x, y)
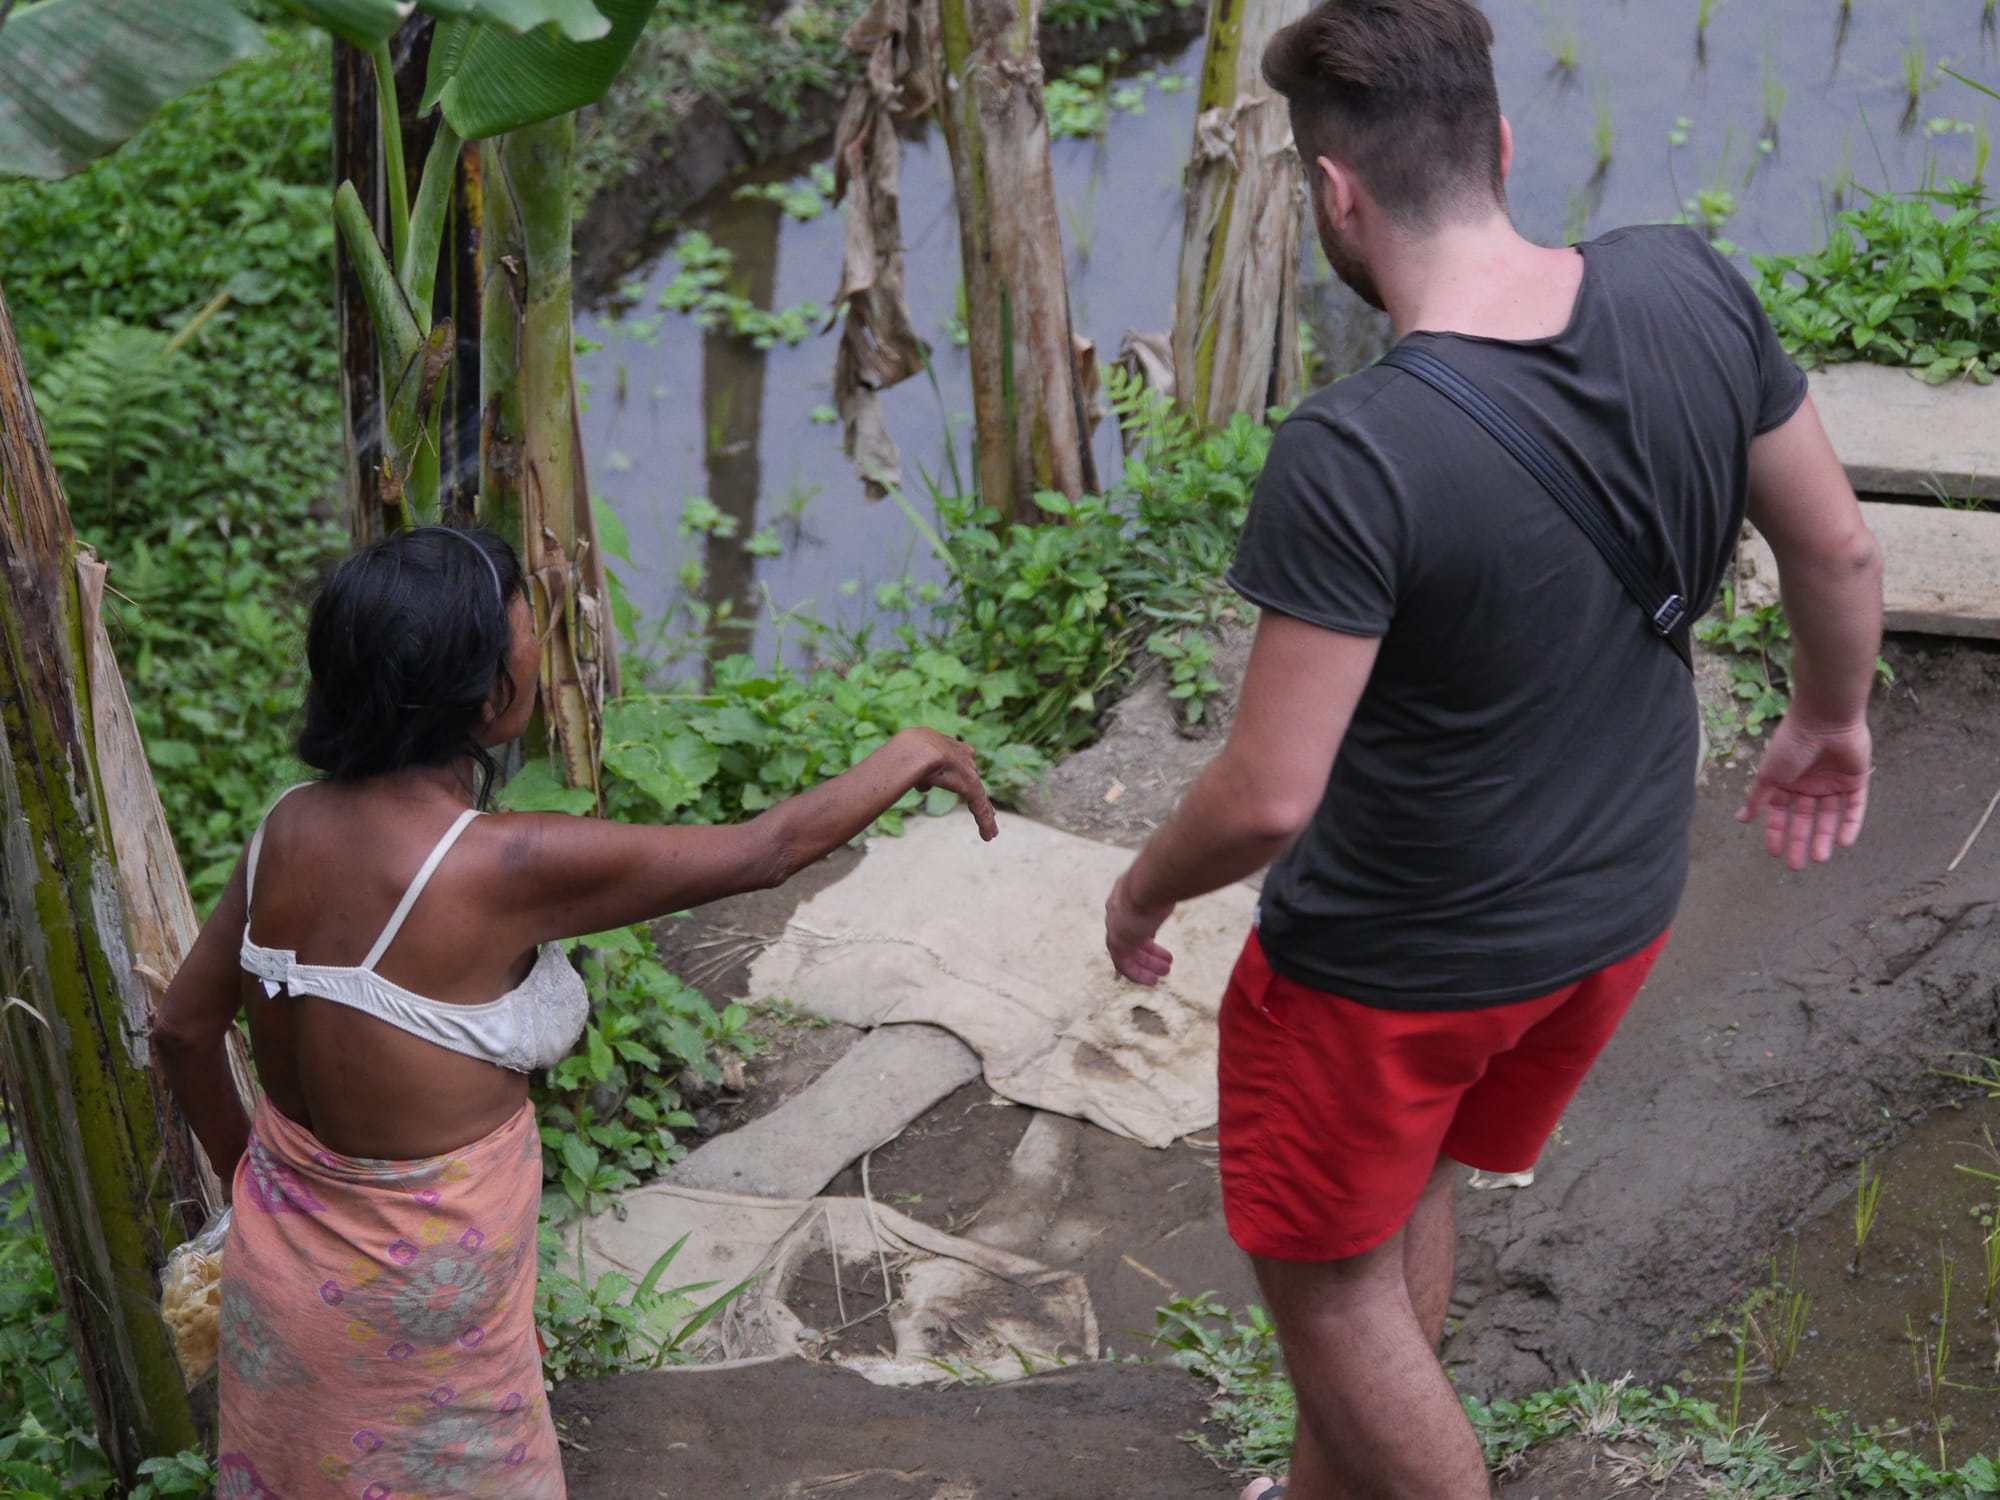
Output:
top-left (1228, 224), bottom-right (1808, 1010)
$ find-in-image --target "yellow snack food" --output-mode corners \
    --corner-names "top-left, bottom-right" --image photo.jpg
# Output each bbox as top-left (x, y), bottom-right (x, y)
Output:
top-left (159, 1211), bottom-right (228, 1387)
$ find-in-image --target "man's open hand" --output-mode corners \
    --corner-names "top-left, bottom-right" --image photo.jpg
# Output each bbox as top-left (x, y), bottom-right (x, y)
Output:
top-left (1737, 714), bottom-right (1871, 871)
top-left (1106, 870), bottom-right (1175, 986)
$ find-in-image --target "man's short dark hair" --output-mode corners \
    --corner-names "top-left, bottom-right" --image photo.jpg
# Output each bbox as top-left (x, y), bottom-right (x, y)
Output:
top-left (1263, 0), bottom-right (1505, 226)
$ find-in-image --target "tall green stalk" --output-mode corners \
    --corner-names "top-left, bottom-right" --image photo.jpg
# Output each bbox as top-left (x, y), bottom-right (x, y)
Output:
top-left (480, 116), bottom-right (609, 798)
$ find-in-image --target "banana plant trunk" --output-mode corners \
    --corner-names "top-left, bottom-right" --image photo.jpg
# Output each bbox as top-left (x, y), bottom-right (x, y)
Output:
top-left (480, 116), bottom-right (615, 800)
top-left (0, 280), bottom-right (210, 1481)
top-left (1172, 0), bottom-right (1307, 427)
top-left (935, 0), bottom-right (1098, 523)
top-left (334, 19), bottom-right (483, 539)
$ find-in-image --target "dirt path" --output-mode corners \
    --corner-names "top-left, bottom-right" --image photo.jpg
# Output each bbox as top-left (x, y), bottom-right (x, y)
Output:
top-left (561, 636), bottom-right (2000, 1496)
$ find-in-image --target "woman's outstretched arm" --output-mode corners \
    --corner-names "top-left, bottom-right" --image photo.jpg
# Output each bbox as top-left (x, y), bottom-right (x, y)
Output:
top-left (153, 856), bottom-right (254, 1193)
top-left (493, 726), bottom-right (998, 943)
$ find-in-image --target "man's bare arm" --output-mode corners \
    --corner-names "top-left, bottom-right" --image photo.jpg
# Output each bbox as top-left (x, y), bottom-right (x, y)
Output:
top-left (1739, 396), bottom-right (1883, 868)
top-left (1107, 613), bottom-right (1379, 985)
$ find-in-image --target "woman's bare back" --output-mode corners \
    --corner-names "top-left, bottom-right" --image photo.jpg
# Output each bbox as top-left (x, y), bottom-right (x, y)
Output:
top-left (242, 781), bottom-right (539, 1160)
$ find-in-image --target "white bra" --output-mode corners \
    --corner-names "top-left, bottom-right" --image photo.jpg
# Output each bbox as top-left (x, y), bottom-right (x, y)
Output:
top-left (239, 787), bottom-right (590, 1075)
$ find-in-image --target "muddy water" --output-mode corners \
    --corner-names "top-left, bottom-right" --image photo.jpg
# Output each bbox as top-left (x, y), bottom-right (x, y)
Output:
top-left (577, 1), bottom-right (1995, 661)
top-left (1683, 1090), bottom-right (2000, 1462)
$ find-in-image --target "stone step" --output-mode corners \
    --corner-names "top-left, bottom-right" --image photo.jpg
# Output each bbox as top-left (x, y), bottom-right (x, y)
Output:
top-left (662, 1023), bottom-right (982, 1201)
top-left (1808, 364), bottom-right (2000, 502)
top-left (1740, 499), bottom-right (2000, 640)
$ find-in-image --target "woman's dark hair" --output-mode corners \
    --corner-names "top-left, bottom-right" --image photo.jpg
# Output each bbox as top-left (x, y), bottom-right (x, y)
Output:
top-left (1264, 0), bottom-right (1504, 228)
top-left (298, 525), bottom-right (526, 805)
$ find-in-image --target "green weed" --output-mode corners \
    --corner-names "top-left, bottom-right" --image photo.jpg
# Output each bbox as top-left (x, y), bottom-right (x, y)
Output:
top-left (1697, 587), bottom-right (1793, 737)
top-left (1760, 55), bottom-right (1789, 154)
top-left (1754, 178), bottom-right (2000, 387)
top-left (733, 161), bottom-right (838, 222)
top-left (1154, 1295), bottom-right (2000, 1493)
top-left (535, 1223), bottom-right (754, 1381)
top-left (656, 231), bottom-right (826, 350)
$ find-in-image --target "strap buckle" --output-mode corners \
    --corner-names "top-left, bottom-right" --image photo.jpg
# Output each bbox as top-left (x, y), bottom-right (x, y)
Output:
top-left (1651, 595), bottom-right (1688, 636)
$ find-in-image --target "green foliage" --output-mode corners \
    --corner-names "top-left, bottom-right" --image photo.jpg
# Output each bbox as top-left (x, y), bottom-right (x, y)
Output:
top-left (928, 367), bottom-right (1268, 747)
top-left (575, 0), bottom-right (866, 206)
top-left (1752, 179), bottom-right (2000, 385)
top-left (2, 26), bottom-right (344, 907)
top-left (1043, 60), bottom-right (1184, 141)
top-left (523, 930), bottom-right (742, 1220)
top-left (1148, 1295), bottom-right (1294, 1475)
top-left (0, 1136), bottom-right (214, 1495)
top-left (589, 654), bottom-right (1048, 828)
top-left (733, 162), bottom-right (837, 222)
top-left (1153, 1296), bottom-right (2000, 1495)
top-left (654, 231), bottom-right (826, 350)
top-left (1698, 587), bottom-right (1794, 738)
top-left (535, 1223), bottom-right (753, 1381)
top-left (1042, 0), bottom-right (1193, 31)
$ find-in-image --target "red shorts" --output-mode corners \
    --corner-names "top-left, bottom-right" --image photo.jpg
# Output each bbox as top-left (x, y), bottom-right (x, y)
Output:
top-left (1218, 928), bottom-right (1667, 1262)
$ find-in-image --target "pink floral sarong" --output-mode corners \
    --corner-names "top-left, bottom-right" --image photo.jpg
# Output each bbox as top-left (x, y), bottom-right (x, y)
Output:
top-left (217, 1097), bottom-right (563, 1499)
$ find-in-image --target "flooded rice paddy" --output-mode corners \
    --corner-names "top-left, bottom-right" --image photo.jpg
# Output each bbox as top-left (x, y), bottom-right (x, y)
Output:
top-left (576, 0), bottom-right (1995, 663)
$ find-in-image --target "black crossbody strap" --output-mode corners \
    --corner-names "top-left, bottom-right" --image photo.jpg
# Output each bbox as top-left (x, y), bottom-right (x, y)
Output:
top-left (1379, 344), bottom-right (1694, 673)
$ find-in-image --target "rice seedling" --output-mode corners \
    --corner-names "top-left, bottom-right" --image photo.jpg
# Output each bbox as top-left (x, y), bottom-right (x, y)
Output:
top-left (1978, 1205), bottom-right (1999, 1319)
top-left (1904, 1248), bottom-right (1955, 1469)
top-left (1760, 55), bottom-right (1789, 152)
top-left (1901, 23), bottom-right (1930, 127)
top-left (1590, 84), bottom-right (1614, 177)
top-left (1726, 1308), bottom-right (1752, 1433)
top-left (1563, 190), bottom-right (1592, 246)
top-left (1546, 18), bottom-right (1581, 79)
top-left (1746, 1250), bottom-right (1812, 1380)
top-left (1695, 0), bottom-right (1726, 69)
top-left (1851, 1157), bottom-right (1886, 1274)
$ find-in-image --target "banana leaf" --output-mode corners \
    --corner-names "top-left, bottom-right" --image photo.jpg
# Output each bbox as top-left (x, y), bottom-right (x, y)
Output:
top-left (421, 0), bottom-right (654, 139)
top-left (280, 0), bottom-right (612, 48)
top-left (0, 0), bottom-right (264, 182)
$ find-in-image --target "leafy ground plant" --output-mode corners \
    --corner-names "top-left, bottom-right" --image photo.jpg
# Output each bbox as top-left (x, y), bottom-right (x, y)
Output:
top-left (1698, 586), bottom-right (1795, 738)
top-left (1752, 178), bottom-right (1999, 386)
top-left (536, 1224), bottom-right (753, 1382)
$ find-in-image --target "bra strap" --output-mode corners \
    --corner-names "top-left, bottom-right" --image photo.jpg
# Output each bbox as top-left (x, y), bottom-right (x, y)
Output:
top-left (245, 783), bottom-right (313, 909)
top-left (359, 809), bottom-right (482, 972)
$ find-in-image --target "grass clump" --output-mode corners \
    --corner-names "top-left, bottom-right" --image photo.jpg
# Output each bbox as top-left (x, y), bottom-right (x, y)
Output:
top-left (1752, 178), bottom-right (2000, 386)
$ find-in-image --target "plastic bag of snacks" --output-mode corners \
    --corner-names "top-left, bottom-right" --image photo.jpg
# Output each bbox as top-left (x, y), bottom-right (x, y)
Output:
top-left (159, 1208), bottom-right (228, 1387)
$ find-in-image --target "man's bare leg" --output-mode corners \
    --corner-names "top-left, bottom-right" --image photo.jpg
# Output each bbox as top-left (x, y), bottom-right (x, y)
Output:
top-left (1237, 1159), bottom-right (1470, 1500)
top-left (1248, 1216), bottom-right (1488, 1500)
top-left (1403, 1156), bottom-right (1460, 1349)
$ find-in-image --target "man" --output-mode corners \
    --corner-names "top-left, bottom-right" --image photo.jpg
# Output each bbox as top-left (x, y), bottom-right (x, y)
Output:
top-left (1101, 3), bottom-right (1883, 1496)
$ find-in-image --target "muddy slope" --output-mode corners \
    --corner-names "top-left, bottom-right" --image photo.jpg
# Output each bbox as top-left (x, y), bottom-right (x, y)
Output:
top-left (555, 1360), bottom-right (1241, 1499)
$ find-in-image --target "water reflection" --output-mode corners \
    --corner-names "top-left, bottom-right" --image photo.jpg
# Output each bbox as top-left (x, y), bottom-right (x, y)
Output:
top-left (698, 190), bottom-right (782, 674)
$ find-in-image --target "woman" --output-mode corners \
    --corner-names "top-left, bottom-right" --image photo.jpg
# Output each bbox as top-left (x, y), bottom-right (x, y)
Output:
top-left (154, 525), bottom-right (996, 1498)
